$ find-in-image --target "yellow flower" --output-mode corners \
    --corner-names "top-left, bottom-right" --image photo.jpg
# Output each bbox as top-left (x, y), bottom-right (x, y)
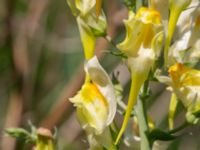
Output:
top-left (157, 63), bottom-right (200, 125)
top-left (117, 7), bottom-right (162, 57)
top-left (118, 7), bottom-right (163, 78)
top-left (73, 82), bottom-right (108, 134)
top-left (67, 0), bottom-right (107, 60)
top-left (115, 7), bottom-right (163, 144)
top-left (168, 63), bottom-right (200, 110)
top-left (70, 56), bottom-right (116, 149)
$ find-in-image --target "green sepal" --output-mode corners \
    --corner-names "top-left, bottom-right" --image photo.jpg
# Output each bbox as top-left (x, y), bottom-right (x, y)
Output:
top-left (90, 27), bottom-right (107, 37)
top-left (108, 50), bottom-right (128, 59)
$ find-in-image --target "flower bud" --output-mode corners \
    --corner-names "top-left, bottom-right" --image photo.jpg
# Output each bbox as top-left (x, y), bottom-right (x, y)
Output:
top-left (36, 128), bottom-right (55, 150)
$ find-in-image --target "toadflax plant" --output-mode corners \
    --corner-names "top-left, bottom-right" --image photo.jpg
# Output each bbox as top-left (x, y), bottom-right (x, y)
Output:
top-left (5, 0), bottom-right (200, 149)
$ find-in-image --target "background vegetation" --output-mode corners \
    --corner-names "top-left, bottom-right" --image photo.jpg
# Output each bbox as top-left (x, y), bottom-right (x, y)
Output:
top-left (0, 0), bottom-right (200, 149)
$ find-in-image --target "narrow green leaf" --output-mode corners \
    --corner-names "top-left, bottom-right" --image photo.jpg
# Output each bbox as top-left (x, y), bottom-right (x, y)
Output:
top-left (5, 128), bottom-right (36, 143)
top-left (149, 129), bottom-right (176, 142)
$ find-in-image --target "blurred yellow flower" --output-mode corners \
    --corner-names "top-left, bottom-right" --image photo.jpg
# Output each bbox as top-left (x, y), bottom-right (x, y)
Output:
top-left (157, 63), bottom-right (200, 125)
top-left (168, 63), bottom-right (200, 110)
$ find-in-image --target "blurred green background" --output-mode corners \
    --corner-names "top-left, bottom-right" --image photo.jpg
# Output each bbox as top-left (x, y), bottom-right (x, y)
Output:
top-left (1, 0), bottom-right (200, 149)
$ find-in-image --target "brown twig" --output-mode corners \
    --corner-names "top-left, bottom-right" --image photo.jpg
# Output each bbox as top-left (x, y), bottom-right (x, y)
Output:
top-left (1, 92), bottom-right (23, 150)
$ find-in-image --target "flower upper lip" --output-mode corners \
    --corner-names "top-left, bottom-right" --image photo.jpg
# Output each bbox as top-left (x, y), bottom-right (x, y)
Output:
top-left (135, 7), bottom-right (162, 25)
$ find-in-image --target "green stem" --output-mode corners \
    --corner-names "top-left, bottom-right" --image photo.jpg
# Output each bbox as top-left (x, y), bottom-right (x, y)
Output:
top-left (168, 122), bottom-right (189, 134)
top-left (136, 81), bottom-right (151, 150)
top-left (169, 93), bottom-right (178, 130)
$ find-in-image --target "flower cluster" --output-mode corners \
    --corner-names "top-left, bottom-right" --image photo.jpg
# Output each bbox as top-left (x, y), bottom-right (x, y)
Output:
top-left (6, 0), bottom-right (200, 149)
top-left (67, 0), bottom-right (200, 149)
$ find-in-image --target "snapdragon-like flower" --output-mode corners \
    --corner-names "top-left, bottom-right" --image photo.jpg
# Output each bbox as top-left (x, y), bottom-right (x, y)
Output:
top-left (157, 63), bottom-right (200, 124)
top-left (67, 0), bottom-right (107, 59)
top-left (36, 128), bottom-right (55, 150)
top-left (70, 56), bottom-right (116, 149)
top-left (115, 7), bottom-right (163, 144)
top-left (168, 63), bottom-right (200, 110)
